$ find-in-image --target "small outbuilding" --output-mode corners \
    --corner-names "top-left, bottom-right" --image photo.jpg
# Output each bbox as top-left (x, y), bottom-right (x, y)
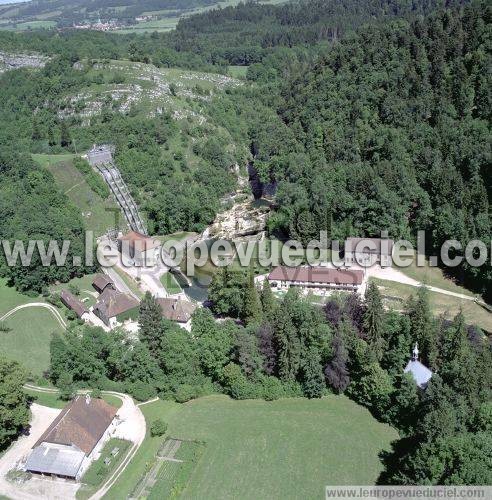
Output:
top-left (404, 343), bottom-right (433, 389)
top-left (156, 297), bottom-right (196, 324)
top-left (92, 274), bottom-right (116, 294)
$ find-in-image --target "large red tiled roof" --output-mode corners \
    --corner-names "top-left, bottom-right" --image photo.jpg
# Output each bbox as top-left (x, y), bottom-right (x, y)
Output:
top-left (268, 266), bottom-right (364, 285)
top-left (34, 396), bottom-right (117, 455)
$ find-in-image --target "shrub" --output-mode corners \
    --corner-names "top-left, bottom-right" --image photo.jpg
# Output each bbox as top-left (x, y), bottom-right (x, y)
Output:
top-left (47, 292), bottom-right (62, 308)
top-left (0, 322), bottom-right (11, 333)
top-left (175, 384), bottom-right (196, 403)
top-left (150, 418), bottom-right (168, 437)
top-left (126, 381), bottom-right (157, 402)
top-left (68, 283), bottom-right (80, 295)
top-left (259, 376), bottom-right (284, 401)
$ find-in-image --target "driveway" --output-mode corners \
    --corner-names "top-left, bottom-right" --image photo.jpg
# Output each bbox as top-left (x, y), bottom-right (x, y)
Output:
top-left (89, 392), bottom-right (146, 500)
top-left (0, 404), bottom-right (80, 500)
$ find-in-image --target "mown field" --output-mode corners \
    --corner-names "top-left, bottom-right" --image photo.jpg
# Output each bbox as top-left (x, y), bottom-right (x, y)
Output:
top-left (0, 305), bottom-right (62, 377)
top-left (106, 395), bottom-right (397, 499)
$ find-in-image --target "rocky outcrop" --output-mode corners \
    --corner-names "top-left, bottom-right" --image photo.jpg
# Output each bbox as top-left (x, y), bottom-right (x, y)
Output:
top-left (206, 194), bottom-right (270, 242)
top-left (0, 52), bottom-right (49, 74)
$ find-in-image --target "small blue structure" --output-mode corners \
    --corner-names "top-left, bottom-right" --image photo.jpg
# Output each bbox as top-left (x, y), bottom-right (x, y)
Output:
top-left (404, 343), bottom-right (433, 389)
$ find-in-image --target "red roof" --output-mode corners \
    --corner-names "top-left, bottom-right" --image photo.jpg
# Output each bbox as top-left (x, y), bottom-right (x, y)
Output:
top-left (34, 396), bottom-right (117, 455)
top-left (268, 266), bottom-right (363, 286)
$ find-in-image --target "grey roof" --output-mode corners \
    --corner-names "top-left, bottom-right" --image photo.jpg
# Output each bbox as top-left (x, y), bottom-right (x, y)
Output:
top-left (404, 360), bottom-right (433, 388)
top-left (94, 288), bottom-right (139, 319)
top-left (25, 443), bottom-right (85, 478)
top-left (156, 298), bottom-right (196, 323)
top-left (345, 237), bottom-right (394, 256)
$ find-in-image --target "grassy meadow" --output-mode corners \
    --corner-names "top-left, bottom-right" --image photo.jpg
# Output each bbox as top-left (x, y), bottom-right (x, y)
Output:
top-left (105, 395), bottom-right (397, 499)
top-left (32, 154), bottom-right (119, 237)
top-left (0, 306), bottom-right (62, 377)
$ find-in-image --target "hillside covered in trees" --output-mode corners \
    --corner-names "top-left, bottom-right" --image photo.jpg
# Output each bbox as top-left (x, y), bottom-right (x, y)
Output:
top-left (241, 1), bottom-right (491, 299)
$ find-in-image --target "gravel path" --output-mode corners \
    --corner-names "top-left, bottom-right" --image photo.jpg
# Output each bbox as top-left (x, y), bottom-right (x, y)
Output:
top-left (0, 303), bottom-right (67, 328)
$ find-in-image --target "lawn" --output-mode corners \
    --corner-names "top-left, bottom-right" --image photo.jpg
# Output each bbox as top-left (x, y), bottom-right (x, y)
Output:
top-left (106, 395), bottom-right (397, 499)
top-left (161, 272), bottom-right (182, 295)
top-left (0, 306), bottom-right (63, 377)
top-left (0, 278), bottom-right (42, 317)
top-left (372, 277), bottom-right (492, 332)
top-left (50, 272), bottom-right (100, 309)
top-left (395, 252), bottom-right (476, 297)
top-left (78, 438), bottom-right (131, 499)
top-left (33, 155), bottom-right (119, 236)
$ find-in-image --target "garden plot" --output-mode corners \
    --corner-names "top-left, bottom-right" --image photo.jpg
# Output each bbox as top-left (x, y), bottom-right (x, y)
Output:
top-left (57, 60), bottom-right (242, 124)
top-left (130, 439), bottom-right (203, 499)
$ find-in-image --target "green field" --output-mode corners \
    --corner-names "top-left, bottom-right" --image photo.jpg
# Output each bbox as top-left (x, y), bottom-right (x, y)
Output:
top-left (161, 272), bottom-right (182, 295)
top-left (372, 277), bottom-right (492, 332)
top-left (396, 252), bottom-right (476, 297)
top-left (33, 154), bottom-right (119, 236)
top-left (115, 0), bottom-right (288, 34)
top-left (228, 65), bottom-right (248, 78)
top-left (0, 278), bottom-right (42, 317)
top-left (106, 395), bottom-right (397, 499)
top-left (0, 20), bottom-right (56, 31)
top-left (0, 307), bottom-right (63, 377)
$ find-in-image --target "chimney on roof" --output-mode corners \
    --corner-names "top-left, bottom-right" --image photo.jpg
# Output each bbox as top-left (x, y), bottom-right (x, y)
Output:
top-left (86, 393), bottom-right (91, 405)
top-left (172, 301), bottom-right (177, 310)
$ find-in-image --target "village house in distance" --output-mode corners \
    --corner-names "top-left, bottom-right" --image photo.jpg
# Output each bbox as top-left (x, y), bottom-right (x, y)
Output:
top-left (24, 395), bottom-right (117, 481)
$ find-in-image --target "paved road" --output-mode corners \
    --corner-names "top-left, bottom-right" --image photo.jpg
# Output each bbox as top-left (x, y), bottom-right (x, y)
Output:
top-left (103, 266), bottom-right (139, 300)
top-left (0, 303), bottom-right (67, 328)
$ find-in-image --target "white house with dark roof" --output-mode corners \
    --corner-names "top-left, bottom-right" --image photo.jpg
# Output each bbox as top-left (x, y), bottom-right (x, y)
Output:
top-left (404, 343), bottom-right (433, 389)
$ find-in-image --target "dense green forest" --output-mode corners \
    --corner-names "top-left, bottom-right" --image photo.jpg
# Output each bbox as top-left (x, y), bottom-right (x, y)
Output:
top-left (0, 0), bottom-right (489, 300)
top-left (250, 2), bottom-right (492, 300)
